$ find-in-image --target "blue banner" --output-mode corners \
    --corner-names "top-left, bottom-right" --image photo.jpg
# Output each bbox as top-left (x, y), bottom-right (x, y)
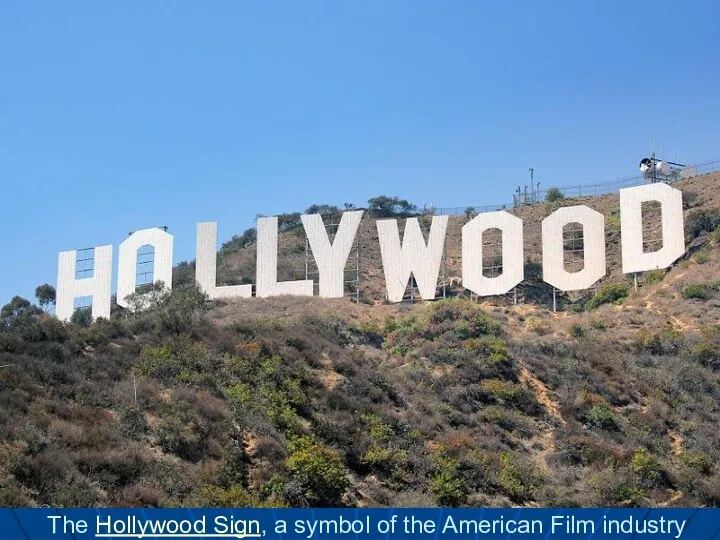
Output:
top-left (0, 508), bottom-right (718, 539)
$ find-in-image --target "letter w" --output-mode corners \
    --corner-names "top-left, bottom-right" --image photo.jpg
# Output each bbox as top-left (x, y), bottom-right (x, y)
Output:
top-left (377, 216), bottom-right (448, 302)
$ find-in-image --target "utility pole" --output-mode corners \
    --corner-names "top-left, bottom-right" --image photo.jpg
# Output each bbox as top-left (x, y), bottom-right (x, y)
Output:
top-left (529, 168), bottom-right (535, 202)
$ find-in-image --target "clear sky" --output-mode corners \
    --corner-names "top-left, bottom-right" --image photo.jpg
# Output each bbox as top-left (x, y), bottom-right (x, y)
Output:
top-left (1, 1), bottom-right (719, 306)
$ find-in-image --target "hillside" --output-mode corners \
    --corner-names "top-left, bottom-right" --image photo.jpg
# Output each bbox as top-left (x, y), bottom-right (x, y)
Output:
top-left (3, 174), bottom-right (720, 508)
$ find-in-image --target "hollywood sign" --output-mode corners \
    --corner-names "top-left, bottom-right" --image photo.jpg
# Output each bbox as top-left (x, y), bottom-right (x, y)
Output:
top-left (55, 183), bottom-right (685, 321)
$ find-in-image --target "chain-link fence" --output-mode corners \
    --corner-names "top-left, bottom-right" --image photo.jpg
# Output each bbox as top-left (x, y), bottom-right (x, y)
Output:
top-left (430, 160), bottom-right (720, 217)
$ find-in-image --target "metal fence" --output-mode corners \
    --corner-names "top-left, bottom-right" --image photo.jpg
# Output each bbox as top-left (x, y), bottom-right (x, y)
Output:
top-left (239, 159), bottom-right (720, 236)
top-left (432, 159), bottom-right (720, 217)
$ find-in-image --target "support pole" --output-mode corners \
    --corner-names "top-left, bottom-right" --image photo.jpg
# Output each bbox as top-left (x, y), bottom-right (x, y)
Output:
top-left (634, 273), bottom-right (638, 293)
top-left (553, 287), bottom-right (557, 313)
top-left (304, 237), bottom-right (309, 282)
top-left (356, 225), bottom-right (361, 304)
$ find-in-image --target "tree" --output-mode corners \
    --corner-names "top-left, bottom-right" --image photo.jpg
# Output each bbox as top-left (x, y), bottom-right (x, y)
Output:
top-left (70, 307), bottom-right (92, 327)
top-left (545, 188), bottom-right (565, 203)
top-left (34, 284), bottom-right (56, 308)
top-left (157, 282), bottom-right (208, 335)
top-left (367, 196), bottom-right (418, 218)
top-left (172, 261), bottom-right (196, 287)
top-left (221, 228), bottom-right (257, 254)
top-left (123, 281), bottom-right (170, 313)
top-left (304, 204), bottom-right (340, 215)
top-left (1, 296), bottom-right (43, 330)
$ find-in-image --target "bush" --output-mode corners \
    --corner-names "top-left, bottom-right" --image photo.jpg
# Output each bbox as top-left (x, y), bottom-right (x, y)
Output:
top-left (711, 226), bottom-right (720, 246)
top-left (221, 228), bottom-right (257, 254)
top-left (526, 317), bottom-right (551, 335)
top-left (305, 204), bottom-right (340, 216)
top-left (587, 404), bottom-right (619, 431)
top-left (478, 379), bottom-right (539, 414)
top-left (636, 329), bottom-right (682, 355)
top-left (367, 196), bottom-right (418, 218)
top-left (569, 324), bottom-right (586, 339)
top-left (497, 452), bottom-right (543, 502)
top-left (682, 284), bottom-right (708, 300)
top-left (685, 209), bottom-right (720, 242)
top-left (70, 307), bottom-right (93, 327)
top-left (682, 282), bottom-right (720, 301)
top-left (643, 269), bottom-right (666, 286)
top-left (586, 282), bottom-right (629, 309)
top-left (690, 342), bottom-right (719, 366)
top-left (680, 451), bottom-right (713, 474)
top-left (682, 190), bottom-right (700, 209)
top-left (693, 250), bottom-right (709, 264)
top-left (545, 188), bottom-right (565, 203)
top-left (590, 319), bottom-right (606, 330)
top-left (158, 283), bottom-right (209, 335)
top-left (630, 448), bottom-right (662, 487)
top-left (191, 485), bottom-right (262, 507)
top-left (121, 408), bottom-right (148, 439)
top-left (157, 417), bottom-right (202, 462)
top-left (429, 456), bottom-right (466, 506)
top-left (286, 436), bottom-right (350, 506)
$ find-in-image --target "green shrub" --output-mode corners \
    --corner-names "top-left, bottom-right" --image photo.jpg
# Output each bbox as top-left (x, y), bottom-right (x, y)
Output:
top-left (685, 209), bottom-right (720, 242)
top-left (478, 379), bottom-right (539, 414)
top-left (586, 282), bottom-right (629, 309)
top-left (711, 225), bottom-right (720, 246)
top-left (682, 282), bottom-right (720, 300)
top-left (680, 451), bottom-right (713, 474)
top-left (690, 342), bottom-right (719, 365)
top-left (121, 408), bottom-right (148, 439)
top-left (643, 269), bottom-right (666, 286)
top-left (545, 188), bottom-right (565, 203)
top-left (286, 437), bottom-right (349, 507)
top-left (497, 452), bottom-right (543, 502)
top-left (158, 283), bottom-right (208, 335)
top-left (70, 307), bottom-right (92, 327)
top-left (526, 317), bottom-right (551, 335)
top-left (630, 448), bottom-right (662, 486)
top-left (693, 250), bottom-right (709, 264)
top-left (614, 485), bottom-right (645, 505)
top-left (368, 196), bottom-right (418, 218)
top-left (587, 404), bottom-right (619, 431)
top-left (191, 485), bottom-right (262, 507)
top-left (221, 228), bottom-right (257, 254)
top-left (606, 207), bottom-right (621, 229)
top-left (569, 324), bottom-right (586, 339)
top-left (590, 319), bottom-right (606, 330)
top-left (157, 417), bottom-right (202, 462)
top-left (429, 456), bottom-right (466, 506)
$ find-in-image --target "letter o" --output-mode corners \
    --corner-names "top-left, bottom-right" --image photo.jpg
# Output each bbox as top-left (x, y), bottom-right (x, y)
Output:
top-left (542, 206), bottom-right (606, 291)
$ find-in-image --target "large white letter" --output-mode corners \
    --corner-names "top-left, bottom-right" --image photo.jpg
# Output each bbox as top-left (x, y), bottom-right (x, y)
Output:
top-left (301, 211), bottom-right (363, 298)
top-left (56, 245), bottom-right (113, 321)
top-left (620, 183), bottom-right (685, 273)
top-left (542, 206), bottom-right (606, 291)
top-left (117, 228), bottom-right (174, 308)
top-left (196, 222), bottom-right (252, 299)
top-left (462, 211), bottom-right (523, 296)
top-left (377, 215), bottom-right (448, 302)
top-left (256, 216), bottom-right (313, 298)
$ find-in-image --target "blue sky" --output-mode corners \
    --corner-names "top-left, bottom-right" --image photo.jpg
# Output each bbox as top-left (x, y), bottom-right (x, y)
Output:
top-left (1, 1), bottom-right (719, 306)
